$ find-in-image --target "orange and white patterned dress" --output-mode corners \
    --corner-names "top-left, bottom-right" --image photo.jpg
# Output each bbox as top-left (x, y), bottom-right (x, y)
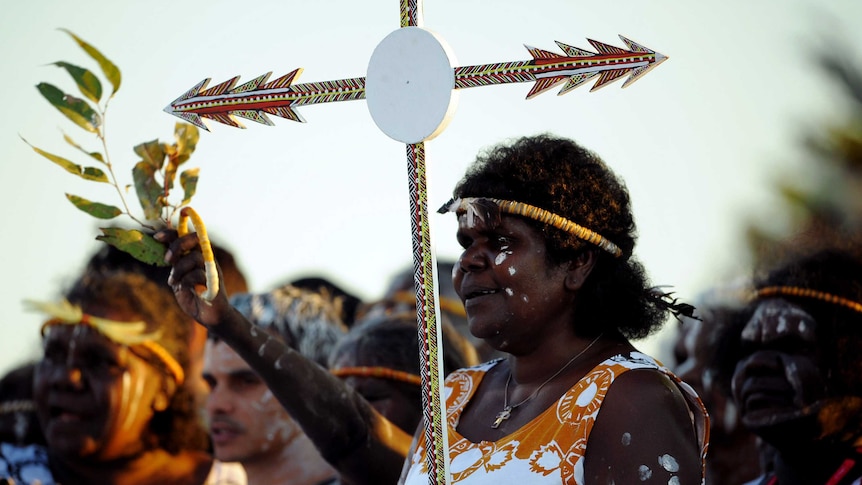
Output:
top-left (402, 352), bottom-right (708, 485)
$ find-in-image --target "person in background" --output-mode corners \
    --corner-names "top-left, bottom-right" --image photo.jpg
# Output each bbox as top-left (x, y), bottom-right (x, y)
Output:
top-left (83, 239), bottom-right (250, 426)
top-left (158, 133), bottom-right (708, 484)
top-left (202, 284), bottom-right (348, 485)
top-left (0, 269), bottom-right (230, 484)
top-left (0, 362), bottom-right (44, 447)
top-left (329, 310), bottom-right (476, 435)
top-left (724, 247), bottom-right (862, 485)
top-left (671, 285), bottom-right (763, 485)
top-left (368, 261), bottom-right (495, 363)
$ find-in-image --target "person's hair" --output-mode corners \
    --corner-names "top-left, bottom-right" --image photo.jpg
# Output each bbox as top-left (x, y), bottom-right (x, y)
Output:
top-left (288, 276), bottom-right (363, 328)
top-left (452, 133), bottom-right (665, 339)
top-left (63, 269), bottom-right (210, 454)
top-left (330, 311), bottom-right (472, 377)
top-left (227, 284), bottom-right (349, 366)
top-left (751, 248), bottom-right (862, 397)
top-left (84, 235), bottom-right (249, 297)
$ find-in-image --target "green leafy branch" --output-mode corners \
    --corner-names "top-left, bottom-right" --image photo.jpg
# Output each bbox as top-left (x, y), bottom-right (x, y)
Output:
top-left (23, 29), bottom-right (202, 266)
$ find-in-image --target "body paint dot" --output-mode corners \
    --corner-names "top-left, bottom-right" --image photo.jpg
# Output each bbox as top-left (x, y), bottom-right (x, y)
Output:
top-left (505, 288), bottom-right (514, 296)
top-left (668, 478), bottom-right (680, 485)
top-left (638, 465), bottom-right (652, 481)
top-left (658, 454), bottom-right (679, 472)
top-left (508, 266), bottom-right (516, 275)
top-left (621, 432), bottom-right (631, 446)
top-left (495, 252), bottom-right (507, 265)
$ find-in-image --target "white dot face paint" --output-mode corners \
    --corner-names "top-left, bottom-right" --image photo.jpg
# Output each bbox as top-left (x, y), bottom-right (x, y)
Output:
top-left (638, 465), bottom-right (652, 481)
top-left (658, 454), bottom-right (679, 472)
top-left (505, 288), bottom-right (514, 296)
top-left (508, 266), bottom-right (516, 275)
top-left (668, 477), bottom-right (680, 485)
top-left (495, 252), bottom-right (507, 265)
top-left (621, 432), bottom-right (632, 446)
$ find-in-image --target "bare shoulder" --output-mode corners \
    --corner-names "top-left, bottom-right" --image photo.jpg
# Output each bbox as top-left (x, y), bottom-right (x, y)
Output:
top-left (583, 368), bottom-right (704, 485)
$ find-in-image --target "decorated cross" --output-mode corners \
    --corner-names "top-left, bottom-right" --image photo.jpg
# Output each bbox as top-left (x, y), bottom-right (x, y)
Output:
top-left (165, 2), bottom-right (666, 484)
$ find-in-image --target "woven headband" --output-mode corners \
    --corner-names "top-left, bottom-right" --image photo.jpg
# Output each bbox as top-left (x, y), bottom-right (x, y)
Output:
top-left (27, 299), bottom-right (185, 385)
top-left (438, 197), bottom-right (623, 258)
top-left (755, 286), bottom-right (862, 315)
top-left (331, 366), bottom-right (422, 386)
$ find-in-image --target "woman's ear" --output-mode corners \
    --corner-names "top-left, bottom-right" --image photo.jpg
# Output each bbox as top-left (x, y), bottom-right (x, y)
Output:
top-left (565, 250), bottom-right (597, 291)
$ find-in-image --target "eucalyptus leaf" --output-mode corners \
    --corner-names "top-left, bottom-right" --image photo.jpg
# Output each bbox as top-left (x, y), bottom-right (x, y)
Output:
top-left (22, 137), bottom-right (109, 183)
top-left (65, 194), bottom-right (122, 219)
top-left (63, 133), bottom-right (104, 163)
top-left (96, 227), bottom-right (168, 266)
top-left (133, 139), bottom-right (165, 170)
top-left (36, 82), bottom-right (100, 133)
top-left (52, 61), bottom-right (102, 103)
top-left (175, 123), bottom-right (200, 159)
top-left (60, 29), bottom-right (121, 96)
top-left (180, 168), bottom-right (200, 206)
top-left (132, 161), bottom-right (164, 220)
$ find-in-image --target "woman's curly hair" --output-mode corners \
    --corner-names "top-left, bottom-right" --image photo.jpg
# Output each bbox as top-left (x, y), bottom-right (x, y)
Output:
top-left (452, 133), bottom-right (665, 339)
top-left (64, 269), bottom-right (210, 455)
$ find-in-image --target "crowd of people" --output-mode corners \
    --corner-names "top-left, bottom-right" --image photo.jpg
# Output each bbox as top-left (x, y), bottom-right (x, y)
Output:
top-left (1, 133), bottom-right (860, 484)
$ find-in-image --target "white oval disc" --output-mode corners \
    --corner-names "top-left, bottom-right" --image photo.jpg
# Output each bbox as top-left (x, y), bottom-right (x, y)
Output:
top-left (366, 27), bottom-right (458, 144)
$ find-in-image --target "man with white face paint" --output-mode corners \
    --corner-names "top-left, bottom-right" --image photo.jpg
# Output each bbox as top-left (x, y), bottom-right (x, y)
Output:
top-left (728, 248), bottom-right (862, 485)
top-left (203, 284), bottom-right (348, 485)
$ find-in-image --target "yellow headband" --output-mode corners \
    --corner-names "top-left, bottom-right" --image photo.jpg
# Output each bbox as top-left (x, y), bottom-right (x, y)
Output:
top-left (331, 366), bottom-right (422, 386)
top-left (389, 290), bottom-right (467, 319)
top-left (27, 299), bottom-right (185, 386)
top-left (439, 197), bottom-right (623, 258)
top-left (754, 286), bottom-right (862, 315)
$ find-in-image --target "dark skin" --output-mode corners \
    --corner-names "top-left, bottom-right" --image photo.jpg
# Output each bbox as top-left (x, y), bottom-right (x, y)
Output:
top-left (34, 309), bottom-right (211, 485)
top-left (445, 214), bottom-right (702, 484)
top-left (732, 298), bottom-right (862, 484)
top-left (157, 230), bottom-right (411, 485)
top-left (158, 213), bottom-right (702, 484)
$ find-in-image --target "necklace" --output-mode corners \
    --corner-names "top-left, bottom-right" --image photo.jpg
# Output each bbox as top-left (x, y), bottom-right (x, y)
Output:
top-left (491, 333), bottom-right (604, 429)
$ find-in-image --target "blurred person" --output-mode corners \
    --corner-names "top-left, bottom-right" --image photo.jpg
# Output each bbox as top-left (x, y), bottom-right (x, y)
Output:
top-left (671, 286), bottom-right (763, 485)
top-left (203, 284), bottom-right (349, 485)
top-left (83, 239), bottom-right (249, 426)
top-left (725, 248), bottom-right (862, 484)
top-left (329, 311), bottom-right (476, 434)
top-left (288, 276), bottom-right (363, 329)
top-left (0, 269), bottom-right (232, 484)
top-left (370, 261), bottom-right (495, 363)
top-left (0, 362), bottom-right (44, 447)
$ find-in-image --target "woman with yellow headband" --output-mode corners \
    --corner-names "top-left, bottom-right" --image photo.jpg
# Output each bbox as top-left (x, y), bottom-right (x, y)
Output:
top-left (0, 270), bottom-right (230, 485)
top-left (158, 134), bottom-right (708, 484)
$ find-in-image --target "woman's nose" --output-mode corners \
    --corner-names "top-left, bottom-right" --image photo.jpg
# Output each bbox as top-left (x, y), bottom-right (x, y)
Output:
top-left (458, 247), bottom-right (487, 273)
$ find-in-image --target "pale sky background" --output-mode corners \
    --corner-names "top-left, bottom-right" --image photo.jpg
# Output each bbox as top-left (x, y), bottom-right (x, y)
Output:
top-left (1, 0), bottom-right (860, 375)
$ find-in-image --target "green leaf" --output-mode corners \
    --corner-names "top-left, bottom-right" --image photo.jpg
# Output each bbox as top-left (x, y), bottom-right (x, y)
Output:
top-left (65, 194), bottom-right (122, 219)
top-left (180, 168), bottom-right (200, 206)
top-left (60, 29), bottom-right (121, 96)
top-left (63, 133), bottom-right (104, 163)
top-left (36, 82), bottom-right (101, 133)
top-left (132, 161), bottom-right (164, 220)
top-left (52, 61), bottom-right (102, 103)
top-left (133, 139), bottom-right (165, 170)
top-left (175, 122), bottom-right (200, 160)
top-left (21, 136), bottom-right (110, 183)
top-left (96, 227), bottom-right (168, 266)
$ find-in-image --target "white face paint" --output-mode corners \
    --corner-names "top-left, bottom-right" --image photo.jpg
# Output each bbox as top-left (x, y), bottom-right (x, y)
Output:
top-left (505, 288), bottom-right (514, 296)
top-left (621, 432), bottom-right (631, 446)
top-left (658, 454), bottom-right (679, 472)
top-left (508, 266), bottom-right (516, 275)
top-left (668, 477), bottom-right (680, 485)
top-left (638, 465), bottom-right (652, 481)
top-left (495, 252), bottom-right (507, 265)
